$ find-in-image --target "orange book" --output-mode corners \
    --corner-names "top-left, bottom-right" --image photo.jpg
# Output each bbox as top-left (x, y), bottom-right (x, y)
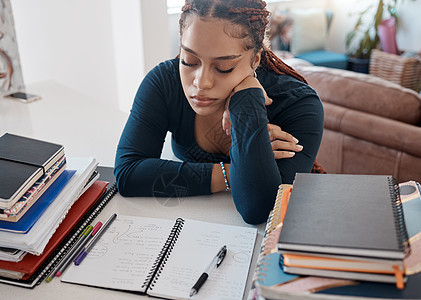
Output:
top-left (283, 253), bottom-right (406, 289)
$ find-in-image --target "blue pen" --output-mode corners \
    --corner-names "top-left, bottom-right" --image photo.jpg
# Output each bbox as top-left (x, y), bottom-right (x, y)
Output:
top-left (74, 213), bottom-right (117, 266)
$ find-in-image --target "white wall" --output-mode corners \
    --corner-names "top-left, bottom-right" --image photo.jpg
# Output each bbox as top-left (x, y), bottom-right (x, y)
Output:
top-left (10, 0), bottom-right (171, 113)
top-left (395, 0), bottom-right (421, 52)
top-left (110, 0), bottom-right (144, 113)
top-left (140, 0), bottom-right (171, 73)
top-left (11, 0), bottom-right (120, 109)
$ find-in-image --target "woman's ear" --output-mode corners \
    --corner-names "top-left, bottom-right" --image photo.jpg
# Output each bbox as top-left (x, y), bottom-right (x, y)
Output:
top-left (252, 49), bottom-right (263, 69)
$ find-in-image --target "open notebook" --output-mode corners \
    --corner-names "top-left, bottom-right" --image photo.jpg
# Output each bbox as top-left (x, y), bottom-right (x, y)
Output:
top-left (61, 215), bottom-right (257, 300)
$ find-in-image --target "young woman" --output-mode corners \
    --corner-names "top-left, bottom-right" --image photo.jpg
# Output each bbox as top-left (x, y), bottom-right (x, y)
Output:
top-left (114, 0), bottom-right (324, 224)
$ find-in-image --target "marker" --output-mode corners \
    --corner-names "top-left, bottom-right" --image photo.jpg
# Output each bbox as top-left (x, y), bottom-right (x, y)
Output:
top-left (74, 213), bottom-right (117, 266)
top-left (45, 225), bottom-right (93, 282)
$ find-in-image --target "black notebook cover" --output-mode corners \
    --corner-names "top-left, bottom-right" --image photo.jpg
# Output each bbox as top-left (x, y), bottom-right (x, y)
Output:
top-left (0, 133), bottom-right (64, 202)
top-left (278, 173), bottom-right (410, 260)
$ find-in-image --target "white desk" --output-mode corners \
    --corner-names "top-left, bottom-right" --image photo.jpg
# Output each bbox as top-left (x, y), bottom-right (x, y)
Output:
top-left (0, 81), bottom-right (265, 299)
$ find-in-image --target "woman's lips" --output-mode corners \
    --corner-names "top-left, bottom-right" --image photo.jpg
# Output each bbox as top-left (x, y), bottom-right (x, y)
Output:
top-left (191, 95), bottom-right (218, 107)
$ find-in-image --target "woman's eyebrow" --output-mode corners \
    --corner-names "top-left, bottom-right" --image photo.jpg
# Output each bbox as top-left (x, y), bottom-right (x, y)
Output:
top-left (180, 43), bottom-right (242, 61)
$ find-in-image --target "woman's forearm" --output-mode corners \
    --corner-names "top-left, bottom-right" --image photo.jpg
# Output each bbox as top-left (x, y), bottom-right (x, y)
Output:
top-left (228, 88), bottom-right (282, 224)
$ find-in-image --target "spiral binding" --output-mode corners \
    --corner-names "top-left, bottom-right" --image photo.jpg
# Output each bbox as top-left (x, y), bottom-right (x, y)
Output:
top-left (142, 218), bottom-right (185, 292)
top-left (388, 177), bottom-right (411, 257)
top-left (28, 182), bottom-right (118, 286)
top-left (252, 184), bottom-right (292, 286)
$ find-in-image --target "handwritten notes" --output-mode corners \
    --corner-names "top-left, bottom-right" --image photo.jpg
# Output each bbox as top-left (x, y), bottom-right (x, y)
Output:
top-left (61, 215), bottom-right (257, 300)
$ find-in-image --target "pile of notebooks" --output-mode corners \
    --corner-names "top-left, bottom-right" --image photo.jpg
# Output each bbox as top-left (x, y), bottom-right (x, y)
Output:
top-left (277, 173), bottom-right (411, 289)
top-left (253, 174), bottom-right (421, 299)
top-left (0, 133), bottom-right (108, 286)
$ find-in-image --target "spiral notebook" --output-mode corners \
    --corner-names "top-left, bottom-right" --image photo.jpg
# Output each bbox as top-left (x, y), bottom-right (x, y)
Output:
top-left (252, 184), bottom-right (352, 291)
top-left (278, 173), bottom-right (411, 288)
top-left (61, 215), bottom-right (257, 300)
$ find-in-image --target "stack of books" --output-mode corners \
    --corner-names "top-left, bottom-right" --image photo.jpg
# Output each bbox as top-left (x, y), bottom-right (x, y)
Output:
top-left (277, 173), bottom-right (411, 289)
top-left (0, 133), bottom-right (67, 225)
top-left (0, 133), bottom-right (108, 286)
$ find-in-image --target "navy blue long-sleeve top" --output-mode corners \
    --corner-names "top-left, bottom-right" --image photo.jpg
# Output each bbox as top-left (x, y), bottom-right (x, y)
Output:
top-left (114, 58), bottom-right (324, 224)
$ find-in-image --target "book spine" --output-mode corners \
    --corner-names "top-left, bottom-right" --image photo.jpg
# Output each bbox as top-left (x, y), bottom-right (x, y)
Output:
top-left (142, 217), bottom-right (185, 292)
top-left (389, 177), bottom-right (411, 256)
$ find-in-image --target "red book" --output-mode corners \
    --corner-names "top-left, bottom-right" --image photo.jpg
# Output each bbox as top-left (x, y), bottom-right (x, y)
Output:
top-left (0, 180), bottom-right (108, 280)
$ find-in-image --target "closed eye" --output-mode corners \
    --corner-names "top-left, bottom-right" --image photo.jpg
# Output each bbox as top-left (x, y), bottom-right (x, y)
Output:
top-left (181, 59), bottom-right (196, 67)
top-left (216, 67), bottom-right (235, 74)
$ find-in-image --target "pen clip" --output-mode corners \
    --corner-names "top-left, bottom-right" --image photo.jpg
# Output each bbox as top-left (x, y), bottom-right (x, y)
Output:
top-left (216, 246), bottom-right (227, 267)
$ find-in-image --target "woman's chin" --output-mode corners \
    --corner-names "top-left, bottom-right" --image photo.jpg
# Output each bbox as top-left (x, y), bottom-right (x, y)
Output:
top-left (189, 101), bottom-right (223, 116)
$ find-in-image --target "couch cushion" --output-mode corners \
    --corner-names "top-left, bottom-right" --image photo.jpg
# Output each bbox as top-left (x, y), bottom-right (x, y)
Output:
top-left (295, 66), bottom-right (421, 125)
top-left (295, 51), bottom-right (348, 70)
top-left (289, 9), bottom-right (327, 55)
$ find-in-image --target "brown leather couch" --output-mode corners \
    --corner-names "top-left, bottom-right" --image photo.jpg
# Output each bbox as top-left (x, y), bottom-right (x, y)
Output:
top-left (295, 65), bottom-right (421, 183)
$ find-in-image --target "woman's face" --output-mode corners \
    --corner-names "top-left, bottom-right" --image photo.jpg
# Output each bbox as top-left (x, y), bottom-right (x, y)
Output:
top-left (179, 16), bottom-right (259, 116)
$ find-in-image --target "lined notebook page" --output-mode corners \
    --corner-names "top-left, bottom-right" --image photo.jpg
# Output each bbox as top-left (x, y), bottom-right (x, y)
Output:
top-left (149, 219), bottom-right (257, 300)
top-left (61, 215), bottom-right (174, 292)
top-left (61, 215), bottom-right (257, 300)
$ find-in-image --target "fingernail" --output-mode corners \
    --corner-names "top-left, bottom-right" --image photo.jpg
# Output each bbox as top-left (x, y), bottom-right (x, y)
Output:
top-left (293, 137), bottom-right (299, 144)
top-left (289, 152), bottom-right (295, 157)
top-left (296, 145), bottom-right (303, 150)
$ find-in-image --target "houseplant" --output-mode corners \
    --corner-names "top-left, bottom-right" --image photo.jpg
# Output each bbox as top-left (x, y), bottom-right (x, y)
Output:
top-left (346, 0), bottom-right (398, 73)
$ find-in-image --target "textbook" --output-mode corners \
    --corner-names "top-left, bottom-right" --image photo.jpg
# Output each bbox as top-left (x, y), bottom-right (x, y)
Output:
top-left (0, 157), bottom-right (98, 255)
top-left (278, 173), bottom-right (410, 288)
top-left (62, 215), bottom-right (257, 300)
top-left (0, 180), bottom-right (110, 286)
top-left (0, 155), bottom-right (67, 222)
top-left (0, 133), bottom-right (65, 209)
top-left (0, 170), bottom-right (75, 233)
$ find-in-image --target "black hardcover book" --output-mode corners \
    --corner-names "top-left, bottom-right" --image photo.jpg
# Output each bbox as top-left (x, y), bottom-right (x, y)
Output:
top-left (278, 173), bottom-right (410, 260)
top-left (0, 133), bottom-right (65, 206)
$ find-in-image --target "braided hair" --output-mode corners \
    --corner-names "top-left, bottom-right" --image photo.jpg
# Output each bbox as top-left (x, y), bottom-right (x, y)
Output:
top-left (179, 0), bottom-right (307, 84)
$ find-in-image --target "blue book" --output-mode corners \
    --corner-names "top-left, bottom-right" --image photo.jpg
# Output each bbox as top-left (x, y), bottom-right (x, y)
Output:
top-left (254, 251), bottom-right (298, 286)
top-left (0, 170), bottom-right (75, 233)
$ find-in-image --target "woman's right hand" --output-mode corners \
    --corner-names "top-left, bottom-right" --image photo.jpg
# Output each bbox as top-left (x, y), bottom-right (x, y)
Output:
top-left (222, 76), bottom-right (272, 136)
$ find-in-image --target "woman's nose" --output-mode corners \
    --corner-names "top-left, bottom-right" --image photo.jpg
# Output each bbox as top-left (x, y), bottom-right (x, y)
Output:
top-left (193, 66), bottom-right (213, 90)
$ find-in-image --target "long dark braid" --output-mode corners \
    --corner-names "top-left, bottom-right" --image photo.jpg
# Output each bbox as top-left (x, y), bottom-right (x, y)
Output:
top-left (179, 0), bottom-right (307, 84)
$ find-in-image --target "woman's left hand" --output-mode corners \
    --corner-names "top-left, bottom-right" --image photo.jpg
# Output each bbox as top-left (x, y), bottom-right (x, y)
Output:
top-left (267, 123), bottom-right (303, 159)
top-left (222, 76), bottom-right (272, 135)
